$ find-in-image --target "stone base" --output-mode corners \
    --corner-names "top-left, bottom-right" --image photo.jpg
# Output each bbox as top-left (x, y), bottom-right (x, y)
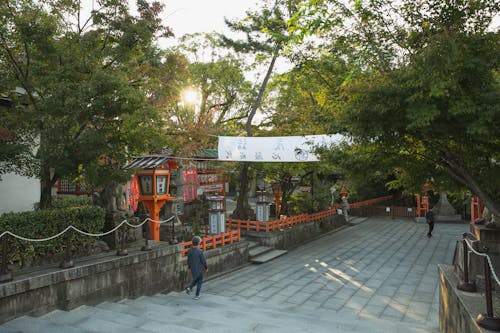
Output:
top-left (466, 224), bottom-right (500, 291)
top-left (435, 214), bottom-right (463, 222)
top-left (439, 264), bottom-right (487, 333)
top-left (471, 224), bottom-right (500, 243)
top-left (242, 214), bottom-right (348, 250)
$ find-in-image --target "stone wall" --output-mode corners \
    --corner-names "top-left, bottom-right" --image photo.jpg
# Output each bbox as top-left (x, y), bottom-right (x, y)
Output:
top-left (439, 264), bottom-right (487, 333)
top-left (242, 214), bottom-right (348, 249)
top-left (0, 240), bottom-right (249, 324)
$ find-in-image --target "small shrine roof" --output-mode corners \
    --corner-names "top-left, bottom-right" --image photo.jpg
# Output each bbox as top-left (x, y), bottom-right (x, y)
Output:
top-left (123, 154), bottom-right (173, 170)
top-left (192, 148), bottom-right (218, 159)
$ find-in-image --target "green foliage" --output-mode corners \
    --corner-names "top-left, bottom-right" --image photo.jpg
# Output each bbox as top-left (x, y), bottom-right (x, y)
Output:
top-left (0, 205), bottom-right (105, 268)
top-left (292, 0), bottom-right (500, 214)
top-left (0, 0), bottom-right (174, 207)
top-left (52, 195), bottom-right (93, 208)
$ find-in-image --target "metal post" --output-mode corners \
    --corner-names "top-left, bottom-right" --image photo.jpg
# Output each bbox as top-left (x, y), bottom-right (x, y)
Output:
top-left (170, 217), bottom-right (178, 244)
top-left (0, 229), bottom-right (13, 283)
top-left (141, 219), bottom-right (152, 251)
top-left (476, 248), bottom-right (500, 331)
top-left (60, 225), bottom-right (74, 269)
top-left (457, 234), bottom-right (477, 292)
top-left (116, 223), bottom-right (128, 256)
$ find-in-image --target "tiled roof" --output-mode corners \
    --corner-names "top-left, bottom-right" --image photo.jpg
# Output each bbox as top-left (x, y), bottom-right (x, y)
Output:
top-left (123, 155), bottom-right (172, 170)
top-left (192, 148), bottom-right (218, 159)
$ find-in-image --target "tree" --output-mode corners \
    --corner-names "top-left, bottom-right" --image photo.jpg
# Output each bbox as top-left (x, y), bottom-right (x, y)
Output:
top-left (222, 0), bottom-right (301, 219)
top-left (298, 0), bottom-right (500, 218)
top-left (163, 33), bottom-right (251, 155)
top-left (0, 0), bottom-right (173, 208)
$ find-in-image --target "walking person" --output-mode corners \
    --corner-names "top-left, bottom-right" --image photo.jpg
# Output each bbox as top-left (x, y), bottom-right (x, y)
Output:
top-left (185, 236), bottom-right (208, 300)
top-left (426, 210), bottom-right (435, 237)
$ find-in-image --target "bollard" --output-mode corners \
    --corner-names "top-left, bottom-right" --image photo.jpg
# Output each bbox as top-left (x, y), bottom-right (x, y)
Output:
top-left (170, 217), bottom-right (178, 245)
top-left (0, 228), bottom-right (13, 283)
top-left (457, 234), bottom-right (477, 292)
top-left (141, 220), bottom-right (152, 251)
top-left (476, 248), bottom-right (500, 331)
top-left (60, 225), bottom-right (74, 269)
top-left (116, 223), bottom-right (128, 256)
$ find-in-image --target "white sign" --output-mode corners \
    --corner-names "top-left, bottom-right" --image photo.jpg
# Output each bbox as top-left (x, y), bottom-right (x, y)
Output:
top-left (218, 135), bottom-right (343, 162)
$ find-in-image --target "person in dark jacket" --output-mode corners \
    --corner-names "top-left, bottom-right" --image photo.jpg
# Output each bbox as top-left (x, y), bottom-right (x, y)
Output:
top-left (426, 210), bottom-right (435, 238)
top-left (185, 236), bottom-right (208, 300)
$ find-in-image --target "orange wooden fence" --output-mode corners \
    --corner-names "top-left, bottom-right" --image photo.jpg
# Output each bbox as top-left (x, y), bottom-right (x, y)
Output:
top-left (181, 229), bottom-right (241, 256)
top-left (226, 208), bottom-right (338, 233)
top-left (226, 195), bottom-right (395, 233)
top-left (182, 196), bottom-right (395, 254)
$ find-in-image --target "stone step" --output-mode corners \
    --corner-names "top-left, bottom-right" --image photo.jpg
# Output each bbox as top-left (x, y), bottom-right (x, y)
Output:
top-left (94, 302), bottom-right (203, 333)
top-left (251, 249), bottom-right (288, 264)
top-left (161, 292), bottom-right (437, 333)
top-left (43, 305), bottom-right (150, 331)
top-left (1, 290), bottom-right (438, 333)
top-left (249, 245), bottom-right (273, 258)
top-left (0, 325), bottom-right (19, 333)
top-left (154, 292), bottom-right (435, 333)
top-left (100, 296), bottom-right (235, 332)
top-left (246, 240), bottom-right (259, 249)
top-left (2, 315), bottom-right (87, 333)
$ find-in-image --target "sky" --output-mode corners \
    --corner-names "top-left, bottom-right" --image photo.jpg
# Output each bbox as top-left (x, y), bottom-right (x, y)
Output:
top-left (162, 0), bottom-right (258, 41)
top-left (81, 0), bottom-right (259, 47)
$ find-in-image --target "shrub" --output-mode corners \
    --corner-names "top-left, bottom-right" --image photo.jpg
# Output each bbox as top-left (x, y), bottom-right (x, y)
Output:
top-left (52, 195), bottom-right (93, 208)
top-left (0, 205), bottom-right (105, 268)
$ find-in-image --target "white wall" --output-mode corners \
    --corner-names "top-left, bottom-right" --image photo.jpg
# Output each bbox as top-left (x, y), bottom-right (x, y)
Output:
top-left (0, 173), bottom-right (40, 214)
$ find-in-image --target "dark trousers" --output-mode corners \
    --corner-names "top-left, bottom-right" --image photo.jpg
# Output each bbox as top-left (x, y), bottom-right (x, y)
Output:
top-left (188, 273), bottom-right (203, 296)
top-left (427, 222), bottom-right (434, 236)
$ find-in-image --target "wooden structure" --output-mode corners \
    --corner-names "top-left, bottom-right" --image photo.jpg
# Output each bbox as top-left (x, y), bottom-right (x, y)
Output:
top-left (471, 195), bottom-right (484, 222)
top-left (124, 155), bottom-right (180, 241)
top-left (416, 194), bottom-right (429, 217)
top-left (181, 230), bottom-right (240, 256)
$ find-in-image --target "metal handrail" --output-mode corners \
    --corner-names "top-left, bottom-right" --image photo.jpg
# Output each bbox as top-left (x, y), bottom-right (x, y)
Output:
top-left (459, 232), bottom-right (500, 331)
top-left (0, 216), bottom-right (176, 284)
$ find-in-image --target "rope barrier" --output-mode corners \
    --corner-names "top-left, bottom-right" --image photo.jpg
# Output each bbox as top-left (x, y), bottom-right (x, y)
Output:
top-left (0, 216), bottom-right (176, 242)
top-left (464, 237), bottom-right (500, 287)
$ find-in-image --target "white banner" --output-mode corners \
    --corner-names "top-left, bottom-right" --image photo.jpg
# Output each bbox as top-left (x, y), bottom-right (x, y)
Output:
top-left (217, 135), bottom-right (343, 162)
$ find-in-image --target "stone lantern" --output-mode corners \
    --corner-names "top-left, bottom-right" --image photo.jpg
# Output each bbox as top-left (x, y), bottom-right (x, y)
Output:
top-left (124, 155), bottom-right (180, 241)
top-left (208, 195), bottom-right (225, 234)
top-left (256, 190), bottom-right (271, 222)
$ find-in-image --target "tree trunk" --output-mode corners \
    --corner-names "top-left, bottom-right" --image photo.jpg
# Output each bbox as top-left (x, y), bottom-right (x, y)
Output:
top-left (232, 163), bottom-right (251, 219)
top-left (439, 152), bottom-right (500, 218)
top-left (39, 161), bottom-right (53, 209)
top-left (233, 52), bottom-right (278, 219)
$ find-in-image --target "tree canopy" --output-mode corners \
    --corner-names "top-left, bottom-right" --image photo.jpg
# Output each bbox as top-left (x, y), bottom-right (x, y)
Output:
top-left (0, 0), bottom-right (176, 207)
top-left (295, 0), bottom-right (500, 216)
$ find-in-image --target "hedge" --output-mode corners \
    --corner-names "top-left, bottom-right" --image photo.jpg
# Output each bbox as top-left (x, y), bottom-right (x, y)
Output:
top-left (0, 206), bottom-right (105, 268)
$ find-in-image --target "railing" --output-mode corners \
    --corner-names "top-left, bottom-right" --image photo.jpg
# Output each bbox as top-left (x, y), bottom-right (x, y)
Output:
top-left (226, 208), bottom-right (338, 233)
top-left (181, 229), bottom-right (241, 256)
top-left (0, 216), bottom-right (177, 284)
top-left (348, 195), bottom-right (393, 208)
top-left (458, 232), bottom-right (500, 331)
top-left (226, 195), bottom-right (395, 233)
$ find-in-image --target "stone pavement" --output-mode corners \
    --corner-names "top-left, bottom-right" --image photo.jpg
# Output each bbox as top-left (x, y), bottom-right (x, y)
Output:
top-left (204, 216), bottom-right (469, 331)
top-left (0, 217), bottom-right (469, 333)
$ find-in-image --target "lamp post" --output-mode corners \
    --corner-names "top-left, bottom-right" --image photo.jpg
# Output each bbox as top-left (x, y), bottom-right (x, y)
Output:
top-left (208, 195), bottom-right (225, 234)
top-left (256, 190), bottom-right (271, 222)
top-left (330, 186), bottom-right (336, 208)
top-left (271, 183), bottom-right (282, 217)
top-left (124, 156), bottom-right (180, 242)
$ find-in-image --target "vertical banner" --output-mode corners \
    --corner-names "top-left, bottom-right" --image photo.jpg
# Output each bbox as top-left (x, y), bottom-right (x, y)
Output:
top-left (217, 135), bottom-right (342, 162)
